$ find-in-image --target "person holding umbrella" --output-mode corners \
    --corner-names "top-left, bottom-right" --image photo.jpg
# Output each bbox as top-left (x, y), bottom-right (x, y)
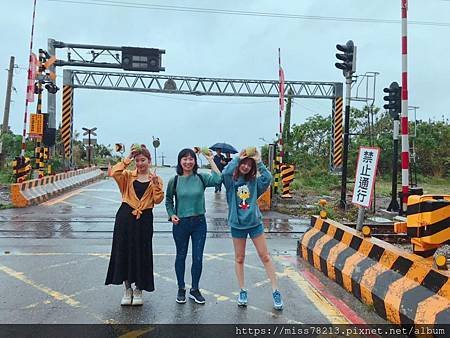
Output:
top-left (222, 147), bottom-right (283, 310)
top-left (210, 142), bottom-right (237, 193)
top-left (213, 148), bottom-right (227, 192)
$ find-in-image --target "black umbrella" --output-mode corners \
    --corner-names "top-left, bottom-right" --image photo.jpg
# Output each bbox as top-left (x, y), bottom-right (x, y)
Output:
top-left (209, 142), bottom-right (238, 154)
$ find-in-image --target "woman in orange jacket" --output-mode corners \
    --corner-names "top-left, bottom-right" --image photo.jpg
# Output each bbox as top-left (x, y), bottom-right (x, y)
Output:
top-left (105, 144), bottom-right (164, 306)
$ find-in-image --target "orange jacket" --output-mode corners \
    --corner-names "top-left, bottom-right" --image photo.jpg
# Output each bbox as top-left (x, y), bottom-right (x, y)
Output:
top-left (111, 158), bottom-right (164, 219)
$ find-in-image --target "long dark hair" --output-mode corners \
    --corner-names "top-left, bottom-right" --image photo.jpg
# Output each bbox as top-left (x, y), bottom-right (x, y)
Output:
top-left (176, 148), bottom-right (199, 175)
top-left (233, 157), bottom-right (257, 181)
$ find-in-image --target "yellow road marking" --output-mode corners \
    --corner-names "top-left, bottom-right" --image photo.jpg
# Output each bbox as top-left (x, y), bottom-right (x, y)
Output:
top-left (43, 190), bottom-right (83, 206)
top-left (0, 264), bottom-right (80, 307)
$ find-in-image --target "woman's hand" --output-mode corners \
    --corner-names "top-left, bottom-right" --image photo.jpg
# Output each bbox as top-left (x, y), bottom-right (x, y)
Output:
top-left (202, 149), bottom-right (214, 162)
top-left (251, 150), bottom-right (261, 163)
top-left (239, 149), bottom-right (247, 159)
top-left (171, 215), bottom-right (180, 225)
top-left (128, 144), bottom-right (139, 159)
top-left (149, 170), bottom-right (159, 185)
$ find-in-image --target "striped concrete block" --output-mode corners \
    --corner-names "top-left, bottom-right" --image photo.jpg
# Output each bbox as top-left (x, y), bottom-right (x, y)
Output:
top-left (298, 216), bottom-right (450, 325)
top-left (10, 167), bottom-right (103, 207)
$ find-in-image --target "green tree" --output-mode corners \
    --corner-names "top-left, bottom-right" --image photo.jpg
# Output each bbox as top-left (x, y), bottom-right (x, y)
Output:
top-left (290, 114), bottom-right (331, 171)
top-left (414, 120), bottom-right (450, 177)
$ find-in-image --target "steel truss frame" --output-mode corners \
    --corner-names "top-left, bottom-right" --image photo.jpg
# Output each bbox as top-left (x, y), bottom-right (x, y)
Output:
top-left (65, 69), bottom-right (340, 99)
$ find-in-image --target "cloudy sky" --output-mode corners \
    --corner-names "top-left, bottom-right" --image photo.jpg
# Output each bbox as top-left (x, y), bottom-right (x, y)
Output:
top-left (1, 0), bottom-right (449, 164)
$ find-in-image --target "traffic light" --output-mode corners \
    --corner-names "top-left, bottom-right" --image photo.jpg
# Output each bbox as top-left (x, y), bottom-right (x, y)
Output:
top-left (335, 40), bottom-right (356, 76)
top-left (121, 47), bottom-right (165, 72)
top-left (383, 82), bottom-right (401, 119)
top-left (152, 138), bottom-right (160, 148)
top-left (45, 82), bottom-right (59, 94)
top-left (42, 113), bottom-right (56, 147)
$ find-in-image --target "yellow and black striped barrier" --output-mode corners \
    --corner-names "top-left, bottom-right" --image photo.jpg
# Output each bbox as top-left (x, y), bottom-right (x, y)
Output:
top-left (405, 195), bottom-right (450, 257)
top-left (12, 156), bottom-right (32, 183)
top-left (62, 85), bottom-right (73, 165)
top-left (280, 164), bottom-right (295, 198)
top-left (299, 216), bottom-right (450, 325)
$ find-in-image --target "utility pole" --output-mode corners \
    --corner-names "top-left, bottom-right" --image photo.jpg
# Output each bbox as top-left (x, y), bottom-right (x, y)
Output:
top-left (1, 56), bottom-right (15, 167)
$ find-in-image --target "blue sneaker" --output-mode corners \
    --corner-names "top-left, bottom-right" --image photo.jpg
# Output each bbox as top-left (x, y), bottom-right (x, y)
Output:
top-left (237, 289), bottom-right (248, 307)
top-left (272, 289), bottom-right (283, 310)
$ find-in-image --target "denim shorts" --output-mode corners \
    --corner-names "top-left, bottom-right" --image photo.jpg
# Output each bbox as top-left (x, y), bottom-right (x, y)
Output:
top-left (231, 224), bottom-right (264, 239)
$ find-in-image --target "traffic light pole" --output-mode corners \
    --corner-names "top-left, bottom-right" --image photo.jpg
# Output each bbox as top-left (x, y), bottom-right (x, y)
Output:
top-left (387, 115), bottom-right (400, 211)
top-left (339, 75), bottom-right (352, 209)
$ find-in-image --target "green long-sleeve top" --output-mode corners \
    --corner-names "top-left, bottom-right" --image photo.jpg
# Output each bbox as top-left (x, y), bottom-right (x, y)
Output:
top-left (165, 171), bottom-right (222, 218)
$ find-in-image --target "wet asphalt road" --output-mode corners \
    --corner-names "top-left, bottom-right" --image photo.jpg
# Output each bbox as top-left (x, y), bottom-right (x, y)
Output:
top-left (0, 167), bottom-right (387, 326)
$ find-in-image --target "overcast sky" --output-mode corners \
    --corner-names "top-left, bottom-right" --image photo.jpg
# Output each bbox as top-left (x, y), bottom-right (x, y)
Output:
top-left (1, 0), bottom-right (449, 164)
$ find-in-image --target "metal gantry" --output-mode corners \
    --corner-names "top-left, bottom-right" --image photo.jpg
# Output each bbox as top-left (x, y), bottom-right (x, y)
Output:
top-left (50, 38), bottom-right (344, 168)
top-left (66, 69), bottom-right (340, 99)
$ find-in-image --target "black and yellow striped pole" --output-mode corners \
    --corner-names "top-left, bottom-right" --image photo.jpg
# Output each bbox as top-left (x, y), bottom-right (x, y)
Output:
top-left (273, 155), bottom-right (281, 194)
top-left (281, 164), bottom-right (295, 198)
top-left (331, 96), bottom-right (344, 170)
top-left (62, 84), bottom-right (74, 168)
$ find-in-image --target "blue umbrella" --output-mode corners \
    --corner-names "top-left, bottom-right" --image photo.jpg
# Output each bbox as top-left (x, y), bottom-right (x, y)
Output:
top-left (209, 142), bottom-right (238, 154)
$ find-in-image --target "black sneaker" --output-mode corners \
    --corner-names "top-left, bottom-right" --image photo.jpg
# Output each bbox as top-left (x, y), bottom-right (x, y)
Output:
top-left (189, 288), bottom-right (205, 304)
top-left (176, 288), bottom-right (186, 304)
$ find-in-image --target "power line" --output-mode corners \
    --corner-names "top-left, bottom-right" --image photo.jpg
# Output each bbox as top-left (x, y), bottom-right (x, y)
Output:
top-left (47, 0), bottom-right (450, 27)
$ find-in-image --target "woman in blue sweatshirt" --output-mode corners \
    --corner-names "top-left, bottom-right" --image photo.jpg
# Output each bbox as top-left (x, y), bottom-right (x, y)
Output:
top-left (222, 148), bottom-right (283, 310)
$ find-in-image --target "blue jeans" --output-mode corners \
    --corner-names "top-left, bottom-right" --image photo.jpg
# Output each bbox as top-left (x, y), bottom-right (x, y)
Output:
top-left (172, 215), bottom-right (207, 289)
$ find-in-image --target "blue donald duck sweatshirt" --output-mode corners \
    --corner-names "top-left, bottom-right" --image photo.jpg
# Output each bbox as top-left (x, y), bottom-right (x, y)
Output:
top-left (222, 157), bottom-right (272, 230)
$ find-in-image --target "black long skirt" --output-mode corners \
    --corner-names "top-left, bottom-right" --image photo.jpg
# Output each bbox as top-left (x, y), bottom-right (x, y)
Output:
top-left (105, 203), bottom-right (155, 292)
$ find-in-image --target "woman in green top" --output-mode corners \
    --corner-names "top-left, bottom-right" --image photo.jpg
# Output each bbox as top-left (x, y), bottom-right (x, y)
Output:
top-left (165, 148), bottom-right (221, 305)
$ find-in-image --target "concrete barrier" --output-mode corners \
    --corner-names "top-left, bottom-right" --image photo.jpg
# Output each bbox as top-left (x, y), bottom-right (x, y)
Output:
top-left (298, 216), bottom-right (450, 325)
top-left (10, 167), bottom-right (104, 207)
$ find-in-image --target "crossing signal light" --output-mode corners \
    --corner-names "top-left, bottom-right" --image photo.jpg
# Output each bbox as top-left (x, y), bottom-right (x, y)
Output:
top-left (121, 47), bottom-right (165, 72)
top-left (335, 40), bottom-right (356, 75)
top-left (383, 82), bottom-right (401, 119)
top-left (45, 82), bottom-right (59, 94)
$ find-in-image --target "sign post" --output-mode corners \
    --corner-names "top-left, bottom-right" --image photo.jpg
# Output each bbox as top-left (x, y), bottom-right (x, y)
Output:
top-left (82, 127), bottom-right (97, 167)
top-left (352, 147), bottom-right (380, 231)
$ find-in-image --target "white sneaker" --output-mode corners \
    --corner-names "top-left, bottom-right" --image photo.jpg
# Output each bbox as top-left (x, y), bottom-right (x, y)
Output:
top-left (121, 288), bottom-right (133, 306)
top-left (132, 288), bottom-right (143, 306)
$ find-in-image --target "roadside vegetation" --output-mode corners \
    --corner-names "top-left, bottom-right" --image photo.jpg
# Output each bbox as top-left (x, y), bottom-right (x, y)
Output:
top-left (262, 102), bottom-right (450, 219)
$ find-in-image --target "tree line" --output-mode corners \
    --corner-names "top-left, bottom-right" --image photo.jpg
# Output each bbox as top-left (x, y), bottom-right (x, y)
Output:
top-left (264, 106), bottom-right (450, 180)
